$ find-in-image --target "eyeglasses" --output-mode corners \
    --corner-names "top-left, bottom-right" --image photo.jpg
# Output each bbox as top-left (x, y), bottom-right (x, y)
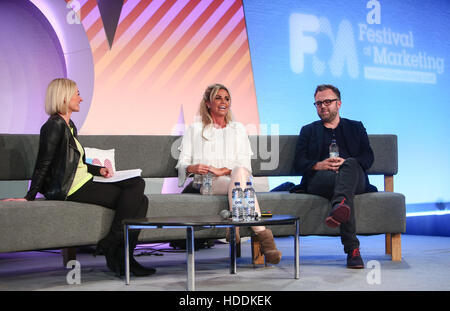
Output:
top-left (314, 98), bottom-right (338, 107)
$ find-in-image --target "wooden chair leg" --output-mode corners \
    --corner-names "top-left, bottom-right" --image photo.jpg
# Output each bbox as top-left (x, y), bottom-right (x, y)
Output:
top-left (391, 233), bottom-right (402, 261)
top-left (383, 176), bottom-right (401, 261)
top-left (61, 247), bottom-right (77, 267)
top-left (385, 233), bottom-right (392, 254)
top-left (251, 235), bottom-right (265, 265)
top-left (385, 233), bottom-right (401, 261)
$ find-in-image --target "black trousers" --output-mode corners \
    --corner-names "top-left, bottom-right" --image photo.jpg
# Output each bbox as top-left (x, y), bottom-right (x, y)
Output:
top-left (181, 181), bottom-right (201, 194)
top-left (67, 177), bottom-right (148, 245)
top-left (306, 158), bottom-right (366, 253)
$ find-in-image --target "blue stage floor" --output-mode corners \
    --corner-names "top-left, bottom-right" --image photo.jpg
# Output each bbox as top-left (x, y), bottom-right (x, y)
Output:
top-left (406, 202), bottom-right (450, 236)
top-left (0, 234), bottom-right (449, 292)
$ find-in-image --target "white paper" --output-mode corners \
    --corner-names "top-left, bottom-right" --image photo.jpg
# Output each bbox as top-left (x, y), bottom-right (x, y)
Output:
top-left (93, 169), bottom-right (142, 183)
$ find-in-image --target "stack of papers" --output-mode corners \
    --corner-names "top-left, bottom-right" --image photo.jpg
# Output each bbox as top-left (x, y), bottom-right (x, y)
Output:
top-left (93, 169), bottom-right (142, 183)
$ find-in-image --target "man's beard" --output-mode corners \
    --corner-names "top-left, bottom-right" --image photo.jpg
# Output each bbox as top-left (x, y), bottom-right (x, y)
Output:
top-left (319, 109), bottom-right (337, 123)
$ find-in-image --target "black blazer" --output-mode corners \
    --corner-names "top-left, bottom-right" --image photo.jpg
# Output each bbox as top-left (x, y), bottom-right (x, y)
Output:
top-left (293, 118), bottom-right (376, 193)
top-left (25, 114), bottom-right (102, 201)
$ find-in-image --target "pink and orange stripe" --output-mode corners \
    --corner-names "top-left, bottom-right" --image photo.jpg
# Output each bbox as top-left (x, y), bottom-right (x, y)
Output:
top-left (72, 0), bottom-right (259, 135)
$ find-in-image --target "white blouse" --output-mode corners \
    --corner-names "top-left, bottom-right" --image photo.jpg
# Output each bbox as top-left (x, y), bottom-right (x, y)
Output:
top-left (176, 121), bottom-right (253, 186)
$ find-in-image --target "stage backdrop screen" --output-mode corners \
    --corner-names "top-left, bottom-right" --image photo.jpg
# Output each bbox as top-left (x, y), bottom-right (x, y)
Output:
top-left (243, 0), bottom-right (450, 204)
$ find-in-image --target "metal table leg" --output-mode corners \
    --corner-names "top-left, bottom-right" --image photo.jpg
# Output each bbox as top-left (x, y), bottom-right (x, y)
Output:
top-left (124, 225), bottom-right (130, 285)
top-left (294, 220), bottom-right (300, 279)
top-left (186, 226), bottom-right (195, 291)
top-left (229, 226), bottom-right (237, 274)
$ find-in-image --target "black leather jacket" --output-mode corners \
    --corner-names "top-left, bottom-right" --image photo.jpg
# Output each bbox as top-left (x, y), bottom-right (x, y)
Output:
top-left (25, 114), bottom-right (101, 201)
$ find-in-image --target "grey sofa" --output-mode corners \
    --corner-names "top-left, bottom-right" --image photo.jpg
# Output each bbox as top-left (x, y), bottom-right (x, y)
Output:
top-left (0, 134), bottom-right (405, 266)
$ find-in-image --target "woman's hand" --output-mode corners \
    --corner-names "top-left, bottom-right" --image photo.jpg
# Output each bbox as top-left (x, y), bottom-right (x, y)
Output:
top-left (208, 166), bottom-right (232, 177)
top-left (100, 167), bottom-right (114, 178)
top-left (1, 198), bottom-right (27, 202)
top-left (187, 164), bottom-right (210, 175)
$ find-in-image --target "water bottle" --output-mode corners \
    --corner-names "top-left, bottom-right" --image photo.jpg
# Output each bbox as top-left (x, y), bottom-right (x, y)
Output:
top-left (329, 138), bottom-right (339, 158)
top-left (201, 172), bottom-right (213, 195)
top-left (193, 174), bottom-right (202, 189)
top-left (231, 182), bottom-right (243, 222)
top-left (243, 181), bottom-right (256, 221)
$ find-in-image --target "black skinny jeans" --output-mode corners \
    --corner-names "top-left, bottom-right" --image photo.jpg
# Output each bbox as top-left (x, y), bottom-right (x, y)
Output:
top-left (306, 158), bottom-right (366, 253)
top-left (67, 177), bottom-right (148, 245)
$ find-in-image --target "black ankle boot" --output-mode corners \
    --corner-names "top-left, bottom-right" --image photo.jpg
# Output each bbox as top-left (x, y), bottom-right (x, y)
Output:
top-left (94, 235), bottom-right (122, 277)
top-left (129, 255), bottom-right (156, 276)
top-left (111, 246), bottom-right (156, 277)
top-left (127, 232), bottom-right (156, 276)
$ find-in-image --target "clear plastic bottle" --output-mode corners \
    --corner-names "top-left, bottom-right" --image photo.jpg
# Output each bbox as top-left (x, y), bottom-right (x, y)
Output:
top-left (243, 181), bottom-right (256, 221)
top-left (193, 174), bottom-right (202, 189)
top-left (329, 138), bottom-right (339, 158)
top-left (201, 172), bottom-right (213, 195)
top-left (231, 182), bottom-right (243, 222)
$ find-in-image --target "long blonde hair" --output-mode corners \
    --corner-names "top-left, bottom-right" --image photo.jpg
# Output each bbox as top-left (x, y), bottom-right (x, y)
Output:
top-left (45, 78), bottom-right (78, 115)
top-left (199, 83), bottom-right (232, 131)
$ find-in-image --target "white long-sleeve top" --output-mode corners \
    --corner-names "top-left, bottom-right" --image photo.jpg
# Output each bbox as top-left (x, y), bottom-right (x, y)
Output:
top-left (176, 121), bottom-right (253, 186)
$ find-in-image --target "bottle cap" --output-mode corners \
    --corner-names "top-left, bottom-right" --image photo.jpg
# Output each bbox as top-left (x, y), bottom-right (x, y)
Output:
top-left (234, 182), bottom-right (240, 186)
top-left (246, 182), bottom-right (251, 185)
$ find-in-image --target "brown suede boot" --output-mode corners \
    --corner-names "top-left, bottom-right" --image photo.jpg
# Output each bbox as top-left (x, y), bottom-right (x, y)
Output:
top-left (226, 227), bottom-right (240, 244)
top-left (255, 229), bottom-right (282, 264)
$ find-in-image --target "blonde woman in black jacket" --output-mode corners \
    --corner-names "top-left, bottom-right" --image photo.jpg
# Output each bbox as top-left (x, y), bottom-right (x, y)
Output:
top-left (3, 78), bottom-right (154, 277)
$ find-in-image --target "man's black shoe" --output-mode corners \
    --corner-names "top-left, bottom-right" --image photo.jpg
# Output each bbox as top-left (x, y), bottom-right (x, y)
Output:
top-left (325, 198), bottom-right (350, 228)
top-left (347, 248), bottom-right (364, 269)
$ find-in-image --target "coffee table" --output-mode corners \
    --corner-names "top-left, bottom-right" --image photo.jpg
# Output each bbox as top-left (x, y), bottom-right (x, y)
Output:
top-left (123, 214), bottom-right (300, 291)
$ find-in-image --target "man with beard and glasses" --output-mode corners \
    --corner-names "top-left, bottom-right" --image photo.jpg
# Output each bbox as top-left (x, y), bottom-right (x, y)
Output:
top-left (291, 84), bottom-right (377, 269)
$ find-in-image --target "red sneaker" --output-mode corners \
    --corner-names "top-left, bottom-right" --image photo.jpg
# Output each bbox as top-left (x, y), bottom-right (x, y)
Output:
top-left (347, 248), bottom-right (364, 269)
top-left (325, 198), bottom-right (350, 228)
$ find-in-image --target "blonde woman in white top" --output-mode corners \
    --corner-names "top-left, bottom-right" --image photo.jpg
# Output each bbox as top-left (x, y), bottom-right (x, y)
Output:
top-left (176, 83), bottom-right (281, 264)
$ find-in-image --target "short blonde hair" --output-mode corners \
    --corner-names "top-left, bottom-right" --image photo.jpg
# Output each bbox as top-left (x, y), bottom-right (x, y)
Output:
top-left (45, 78), bottom-right (78, 115)
top-left (199, 83), bottom-right (232, 128)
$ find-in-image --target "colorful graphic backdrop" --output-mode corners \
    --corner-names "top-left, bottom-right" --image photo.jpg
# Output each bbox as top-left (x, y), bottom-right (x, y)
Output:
top-left (78, 0), bottom-right (259, 135)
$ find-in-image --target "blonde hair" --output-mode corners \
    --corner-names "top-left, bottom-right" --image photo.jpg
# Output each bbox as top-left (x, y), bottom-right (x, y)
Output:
top-left (199, 83), bottom-right (232, 129)
top-left (45, 78), bottom-right (78, 115)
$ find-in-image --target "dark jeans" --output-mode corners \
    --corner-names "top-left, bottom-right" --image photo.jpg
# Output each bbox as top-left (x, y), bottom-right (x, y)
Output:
top-left (306, 158), bottom-right (366, 253)
top-left (67, 177), bottom-right (148, 245)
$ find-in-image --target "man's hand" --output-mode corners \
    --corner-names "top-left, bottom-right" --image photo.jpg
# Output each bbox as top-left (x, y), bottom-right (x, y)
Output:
top-left (313, 157), bottom-right (345, 171)
top-left (100, 167), bottom-right (114, 178)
